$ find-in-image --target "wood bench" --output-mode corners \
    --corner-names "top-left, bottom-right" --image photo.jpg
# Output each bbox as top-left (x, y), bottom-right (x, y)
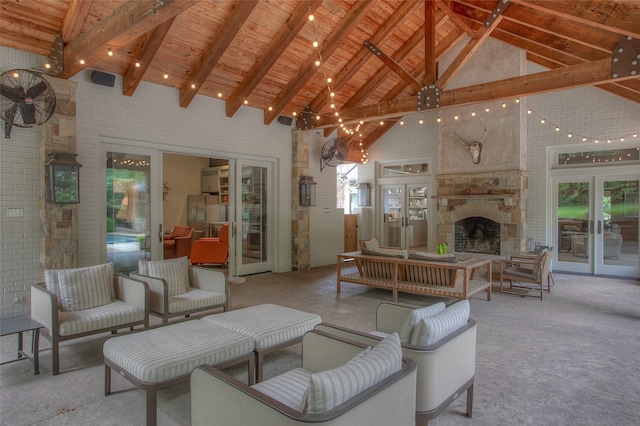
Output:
top-left (337, 251), bottom-right (491, 302)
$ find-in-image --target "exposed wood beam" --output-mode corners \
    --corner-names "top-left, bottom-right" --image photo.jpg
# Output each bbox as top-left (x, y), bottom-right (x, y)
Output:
top-left (61, 0), bottom-right (94, 43)
top-left (436, 1), bottom-right (509, 89)
top-left (315, 59), bottom-right (635, 128)
top-left (307, 0), bottom-right (422, 114)
top-left (123, 18), bottom-right (175, 97)
top-left (179, 0), bottom-right (258, 108)
top-left (263, 0), bottom-right (376, 125)
top-left (424, 0), bottom-right (437, 85)
top-left (365, 41), bottom-right (423, 92)
top-left (511, 0), bottom-right (640, 39)
top-left (226, 0), bottom-right (322, 118)
top-left (437, 0), bottom-right (475, 37)
top-left (51, 0), bottom-right (198, 79)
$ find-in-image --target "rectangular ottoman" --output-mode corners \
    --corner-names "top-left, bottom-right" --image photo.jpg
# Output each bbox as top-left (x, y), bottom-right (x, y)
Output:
top-left (201, 303), bottom-right (322, 382)
top-left (103, 320), bottom-right (255, 426)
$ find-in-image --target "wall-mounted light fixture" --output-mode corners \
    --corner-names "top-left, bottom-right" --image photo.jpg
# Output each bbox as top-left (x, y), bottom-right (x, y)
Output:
top-left (299, 175), bottom-right (317, 207)
top-left (45, 153), bottom-right (82, 204)
top-left (357, 182), bottom-right (371, 206)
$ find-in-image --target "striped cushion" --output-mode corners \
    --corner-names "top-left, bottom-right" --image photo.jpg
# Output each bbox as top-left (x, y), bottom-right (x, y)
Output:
top-left (103, 321), bottom-right (254, 383)
top-left (144, 256), bottom-right (189, 296)
top-left (167, 287), bottom-right (226, 313)
top-left (398, 302), bottom-right (446, 344)
top-left (252, 368), bottom-right (312, 412)
top-left (306, 332), bottom-right (402, 414)
top-left (58, 263), bottom-right (113, 311)
top-left (201, 304), bottom-right (321, 351)
top-left (58, 301), bottom-right (145, 336)
top-left (410, 300), bottom-right (470, 346)
top-left (45, 269), bottom-right (63, 307)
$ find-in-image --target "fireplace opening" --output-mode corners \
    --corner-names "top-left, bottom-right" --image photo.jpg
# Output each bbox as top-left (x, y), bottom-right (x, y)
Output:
top-left (455, 217), bottom-right (500, 255)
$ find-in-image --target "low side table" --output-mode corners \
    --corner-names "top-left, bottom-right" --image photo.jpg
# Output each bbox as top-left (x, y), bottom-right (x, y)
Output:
top-left (0, 316), bottom-right (44, 374)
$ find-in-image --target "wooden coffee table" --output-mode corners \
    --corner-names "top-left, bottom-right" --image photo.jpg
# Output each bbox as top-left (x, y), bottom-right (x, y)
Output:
top-left (0, 316), bottom-right (44, 374)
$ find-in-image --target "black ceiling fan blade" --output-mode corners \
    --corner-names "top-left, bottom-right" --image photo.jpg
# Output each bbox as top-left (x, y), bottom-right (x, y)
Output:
top-left (19, 103), bottom-right (37, 125)
top-left (322, 148), bottom-right (335, 160)
top-left (26, 81), bottom-right (48, 99)
top-left (0, 84), bottom-right (24, 103)
top-left (336, 151), bottom-right (345, 161)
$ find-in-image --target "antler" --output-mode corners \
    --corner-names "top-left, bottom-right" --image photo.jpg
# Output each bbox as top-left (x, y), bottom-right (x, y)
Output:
top-left (478, 117), bottom-right (488, 141)
top-left (450, 125), bottom-right (471, 146)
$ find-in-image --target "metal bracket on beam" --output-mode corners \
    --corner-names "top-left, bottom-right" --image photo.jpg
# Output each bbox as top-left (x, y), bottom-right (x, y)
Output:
top-left (417, 85), bottom-right (440, 111)
top-left (364, 40), bottom-right (382, 57)
top-left (297, 105), bottom-right (316, 130)
top-left (611, 36), bottom-right (639, 78)
top-left (484, 0), bottom-right (509, 27)
top-left (47, 31), bottom-right (64, 76)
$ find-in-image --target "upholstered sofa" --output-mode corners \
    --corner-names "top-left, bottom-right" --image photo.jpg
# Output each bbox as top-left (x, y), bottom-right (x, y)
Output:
top-left (131, 256), bottom-right (228, 326)
top-left (31, 262), bottom-right (149, 375)
top-left (190, 224), bottom-right (229, 265)
top-left (191, 328), bottom-right (417, 426)
top-left (315, 301), bottom-right (476, 425)
top-left (163, 225), bottom-right (194, 259)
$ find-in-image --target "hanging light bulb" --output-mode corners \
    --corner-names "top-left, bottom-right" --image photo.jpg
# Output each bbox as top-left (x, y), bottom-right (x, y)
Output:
top-left (312, 40), bottom-right (319, 48)
top-left (308, 14), bottom-right (315, 21)
top-left (107, 47), bottom-right (113, 56)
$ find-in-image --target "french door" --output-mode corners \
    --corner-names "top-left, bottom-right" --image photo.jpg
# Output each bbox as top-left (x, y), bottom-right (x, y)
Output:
top-left (228, 158), bottom-right (273, 276)
top-left (380, 184), bottom-right (429, 250)
top-left (553, 175), bottom-right (639, 277)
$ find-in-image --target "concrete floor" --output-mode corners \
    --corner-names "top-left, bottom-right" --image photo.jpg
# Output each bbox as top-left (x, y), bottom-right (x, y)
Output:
top-left (1, 264), bottom-right (639, 425)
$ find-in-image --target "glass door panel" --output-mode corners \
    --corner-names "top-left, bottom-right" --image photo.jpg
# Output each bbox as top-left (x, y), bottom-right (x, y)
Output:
top-left (382, 185), bottom-right (404, 247)
top-left (232, 159), bottom-right (272, 276)
top-left (408, 185), bottom-right (428, 251)
top-left (106, 152), bottom-right (152, 275)
top-left (555, 180), bottom-right (591, 273)
top-left (381, 184), bottom-right (428, 250)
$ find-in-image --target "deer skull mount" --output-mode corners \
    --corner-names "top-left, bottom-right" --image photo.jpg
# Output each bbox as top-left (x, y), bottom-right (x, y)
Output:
top-left (450, 118), bottom-right (488, 164)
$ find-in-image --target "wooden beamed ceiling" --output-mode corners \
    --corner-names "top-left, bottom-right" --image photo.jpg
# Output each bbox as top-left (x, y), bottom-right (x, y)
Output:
top-left (1, 0), bottom-right (638, 158)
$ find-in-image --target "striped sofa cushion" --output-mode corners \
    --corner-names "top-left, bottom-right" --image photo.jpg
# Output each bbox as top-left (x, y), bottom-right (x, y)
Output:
top-left (306, 332), bottom-right (402, 414)
top-left (201, 304), bottom-right (321, 351)
top-left (167, 287), bottom-right (226, 314)
top-left (58, 301), bottom-right (145, 336)
top-left (58, 263), bottom-right (114, 311)
top-left (44, 269), bottom-right (63, 307)
top-left (103, 321), bottom-right (254, 383)
top-left (410, 300), bottom-right (470, 346)
top-left (252, 368), bottom-right (312, 412)
top-left (142, 256), bottom-right (189, 296)
top-left (398, 302), bottom-right (446, 344)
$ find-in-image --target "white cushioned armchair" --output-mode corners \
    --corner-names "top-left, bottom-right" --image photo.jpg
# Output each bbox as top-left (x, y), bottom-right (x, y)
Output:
top-left (315, 301), bottom-right (477, 426)
top-left (191, 329), bottom-right (417, 426)
top-left (130, 256), bottom-right (228, 326)
top-left (31, 263), bottom-right (149, 375)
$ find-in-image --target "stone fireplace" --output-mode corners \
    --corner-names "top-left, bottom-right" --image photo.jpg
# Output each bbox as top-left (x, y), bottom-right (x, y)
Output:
top-left (435, 170), bottom-right (528, 256)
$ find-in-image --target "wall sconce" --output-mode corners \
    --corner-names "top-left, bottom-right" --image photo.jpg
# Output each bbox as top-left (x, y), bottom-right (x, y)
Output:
top-left (45, 153), bottom-right (82, 204)
top-left (357, 182), bottom-right (371, 206)
top-left (299, 175), bottom-right (317, 206)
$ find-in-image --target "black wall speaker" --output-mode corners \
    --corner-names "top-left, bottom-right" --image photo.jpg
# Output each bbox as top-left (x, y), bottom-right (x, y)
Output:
top-left (277, 115), bottom-right (294, 126)
top-left (91, 70), bottom-right (115, 87)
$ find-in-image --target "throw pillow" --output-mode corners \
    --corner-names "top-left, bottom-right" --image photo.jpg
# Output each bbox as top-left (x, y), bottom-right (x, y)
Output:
top-left (169, 225), bottom-right (192, 238)
top-left (410, 300), bottom-right (470, 346)
top-left (397, 302), bottom-right (446, 344)
top-left (362, 238), bottom-right (380, 250)
top-left (57, 263), bottom-right (113, 311)
top-left (306, 332), bottom-right (402, 414)
top-left (145, 256), bottom-right (190, 296)
top-left (409, 252), bottom-right (459, 263)
top-left (44, 269), bottom-right (63, 307)
top-left (361, 247), bottom-right (407, 259)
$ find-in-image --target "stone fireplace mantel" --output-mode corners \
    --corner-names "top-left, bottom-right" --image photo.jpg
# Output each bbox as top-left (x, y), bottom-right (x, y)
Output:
top-left (435, 170), bottom-right (528, 256)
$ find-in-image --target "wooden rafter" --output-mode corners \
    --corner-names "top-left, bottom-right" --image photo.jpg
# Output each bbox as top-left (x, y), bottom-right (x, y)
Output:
top-left (61, 0), bottom-right (93, 43)
top-left (424, 0), bottom-right (438, 85)
top-left (51, 0), bottom-right (198, 79)
top-left (263, 0), bottom-right (376, 125)
top-left (365, 41), bottom-right (423, 92)
top-left (225, 0), bottom-right (323, 118)
top-left (123, 18), bottom-right (175, 97)
top-left (179, 0), bottom-right (258, 108)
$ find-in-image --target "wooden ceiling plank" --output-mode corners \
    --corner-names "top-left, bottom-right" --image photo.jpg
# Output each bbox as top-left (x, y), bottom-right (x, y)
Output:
top-left (511, 0), bottom-right (640, 39)
top-left (179, 0), bottom-right (259, 108)
top-left (0, 28), bottom-right (52, 56)
top-left (437, 0), bottom-right (475, 37)
top-left (436, 1), bottom-right (509, 89)
top-left (424, 0), bottom-right (438, 85)
top-left (123, 18), bottom-right (175, 97)
top-left (308, 0), bottom-right (422, 114)
top-left (53, 0), bottom-right (199, 79)
top-left (317, 59), bottom-right (634, 127)
top-left (61, 0), bottom-right (94, 43)
top-left (263, 0), bottom-right (376, 125)
top-left (226, 0), bottom-right (323, 118)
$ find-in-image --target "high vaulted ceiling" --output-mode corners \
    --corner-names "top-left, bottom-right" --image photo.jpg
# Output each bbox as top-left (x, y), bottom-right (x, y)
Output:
top-left (1, 0), bottom-right (639, 160)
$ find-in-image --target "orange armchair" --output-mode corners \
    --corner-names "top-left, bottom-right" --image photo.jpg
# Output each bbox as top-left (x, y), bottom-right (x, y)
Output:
top-left (190, 224), bottom-right (229, 265)
top-left (163, 225), bottom-right (194, 259)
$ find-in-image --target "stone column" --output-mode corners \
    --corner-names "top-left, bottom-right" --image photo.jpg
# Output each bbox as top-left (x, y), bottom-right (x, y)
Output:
top-left (40, 77), bottom-right (78, 273)
top-left (291, 130), bottom-right (312, 271)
